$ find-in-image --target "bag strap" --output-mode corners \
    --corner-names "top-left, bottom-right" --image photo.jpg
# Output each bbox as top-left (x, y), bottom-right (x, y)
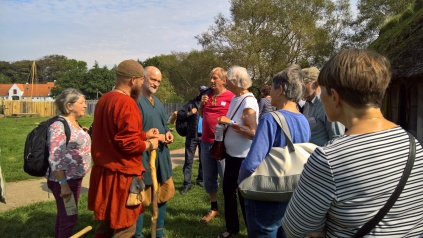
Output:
top-left (223, 95), bottom-right (253, 136)
top-left (352, 132), bottom-right (416, 238)
top-left (269, 111), bottom-right (295, 152)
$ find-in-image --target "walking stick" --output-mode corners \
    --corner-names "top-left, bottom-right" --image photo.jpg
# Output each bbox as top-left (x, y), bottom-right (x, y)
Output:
top-left (149, 149), bottom-right (158, 238)
top-left (70, 226), bottom-right (92, 238)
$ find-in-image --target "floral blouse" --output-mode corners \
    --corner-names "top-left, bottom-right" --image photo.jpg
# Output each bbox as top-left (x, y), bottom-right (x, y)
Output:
top-left (46, 116), bottom-right (91, 181)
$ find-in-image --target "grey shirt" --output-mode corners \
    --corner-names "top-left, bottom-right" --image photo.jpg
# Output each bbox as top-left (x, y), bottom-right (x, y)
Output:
top-left (303, 93), bottom-right (345, 146)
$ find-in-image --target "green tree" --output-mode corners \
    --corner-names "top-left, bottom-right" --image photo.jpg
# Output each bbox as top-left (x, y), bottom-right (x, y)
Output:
top-left (50, 60), bottom-right (88, 96)
top-left (196, 0), bottom-right (350, 92)
top-left (348, 0), bottom-right (415, 48)
top-left (37, 55), bottom-right (72, 83)
top-left (83, 62), bottom-right (115, 99)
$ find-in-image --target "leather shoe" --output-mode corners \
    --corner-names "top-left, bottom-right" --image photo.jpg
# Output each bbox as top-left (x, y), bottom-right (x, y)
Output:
top-left (181, 184), bottom-right (193, 194)
top-left (200, 210), bottom-right (219, 223)
top-left (196, 181), bottom-right (204, 187)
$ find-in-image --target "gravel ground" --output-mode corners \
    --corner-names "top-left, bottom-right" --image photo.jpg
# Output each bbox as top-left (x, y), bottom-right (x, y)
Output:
top-left (0, 148), bottom-right (189, 212)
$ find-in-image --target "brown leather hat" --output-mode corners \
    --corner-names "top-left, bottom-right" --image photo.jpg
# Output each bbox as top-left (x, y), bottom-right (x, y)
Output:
top-left (116, 60), bottom-right (144, 78)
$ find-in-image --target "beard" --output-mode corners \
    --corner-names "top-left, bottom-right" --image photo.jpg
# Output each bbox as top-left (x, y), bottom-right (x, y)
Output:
top-left (130, 85), bottom-right (141, 100)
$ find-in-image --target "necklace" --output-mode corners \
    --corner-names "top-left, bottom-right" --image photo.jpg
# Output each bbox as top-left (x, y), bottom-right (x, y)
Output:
top-left (115, 88), bottom-right (128, 96)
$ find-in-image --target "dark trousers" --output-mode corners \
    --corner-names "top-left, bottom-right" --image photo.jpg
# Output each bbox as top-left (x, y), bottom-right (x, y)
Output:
top-left (223, 153), bottom-right (246, 234)
top-left (47, 178), bottom-right (82, 238)
top-left (183, 137), bottom-right (203, 187)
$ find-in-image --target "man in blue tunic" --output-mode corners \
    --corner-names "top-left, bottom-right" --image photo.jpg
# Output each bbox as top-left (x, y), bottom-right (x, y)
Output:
top-left (134, 66), bottom-right (174, 238)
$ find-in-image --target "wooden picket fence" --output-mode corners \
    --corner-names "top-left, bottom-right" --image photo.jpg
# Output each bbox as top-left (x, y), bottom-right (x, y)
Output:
top-left (0, 99), bottom-right (57, 117)
top-left (0, 100), bottom-right (185, 118)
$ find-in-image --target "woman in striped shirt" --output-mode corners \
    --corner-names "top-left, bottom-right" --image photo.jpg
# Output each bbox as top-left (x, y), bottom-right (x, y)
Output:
top-left (282, 49), bottom-right (423, 237)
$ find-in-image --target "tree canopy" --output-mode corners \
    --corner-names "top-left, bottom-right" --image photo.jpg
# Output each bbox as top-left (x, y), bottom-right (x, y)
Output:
top-left (196, 0), bottom-right (352, 91)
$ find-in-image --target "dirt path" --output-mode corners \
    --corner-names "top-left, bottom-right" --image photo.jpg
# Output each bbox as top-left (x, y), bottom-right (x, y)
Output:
top-left (0, 148), bottom-right (189, 212)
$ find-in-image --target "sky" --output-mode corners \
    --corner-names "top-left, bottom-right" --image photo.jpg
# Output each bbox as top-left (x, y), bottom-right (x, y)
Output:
top-left (0, 0), bottom-right (357, 69)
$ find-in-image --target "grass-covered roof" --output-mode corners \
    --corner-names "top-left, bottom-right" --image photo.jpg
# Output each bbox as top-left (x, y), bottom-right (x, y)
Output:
top-left (369, 1), bottom-right (423, 81)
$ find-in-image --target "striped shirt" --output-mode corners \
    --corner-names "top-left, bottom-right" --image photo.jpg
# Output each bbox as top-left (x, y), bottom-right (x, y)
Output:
top-left (282, 126), bottom-right (423, 237)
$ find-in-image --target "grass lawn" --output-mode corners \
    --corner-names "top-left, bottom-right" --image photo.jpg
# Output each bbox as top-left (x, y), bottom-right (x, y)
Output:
top-left (0, 161), bottom-right (248, 238)
top-left (0, 116), bottom-right (248, 237)
top-left (0, 116), bottom-right (185, 182)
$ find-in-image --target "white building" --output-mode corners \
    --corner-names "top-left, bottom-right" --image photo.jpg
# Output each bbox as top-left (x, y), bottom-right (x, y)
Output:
top-left (0, 82), bottom-right (55, 101)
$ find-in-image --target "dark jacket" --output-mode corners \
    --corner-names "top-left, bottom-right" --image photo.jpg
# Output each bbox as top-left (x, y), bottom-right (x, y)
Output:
top-left (177, 98), bottom-right (201, 139)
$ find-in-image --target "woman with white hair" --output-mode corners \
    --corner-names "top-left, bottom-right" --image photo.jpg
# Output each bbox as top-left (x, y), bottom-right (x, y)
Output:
top-left (217, 66), bottom-right (259, 238)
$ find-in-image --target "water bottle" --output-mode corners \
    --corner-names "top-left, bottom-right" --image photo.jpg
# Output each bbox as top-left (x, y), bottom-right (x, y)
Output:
top-left (214, 124), bottom-right (224, 141)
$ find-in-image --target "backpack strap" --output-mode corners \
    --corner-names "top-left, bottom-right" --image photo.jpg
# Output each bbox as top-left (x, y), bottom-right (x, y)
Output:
top-left (50, 116), bottom-right (71, 145)
top-left (270, 111), bottom-right (295, 152)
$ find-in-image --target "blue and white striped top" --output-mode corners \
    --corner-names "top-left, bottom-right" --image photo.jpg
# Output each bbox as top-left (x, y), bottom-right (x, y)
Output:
top-left (282, 126), bottom-right (423, 237)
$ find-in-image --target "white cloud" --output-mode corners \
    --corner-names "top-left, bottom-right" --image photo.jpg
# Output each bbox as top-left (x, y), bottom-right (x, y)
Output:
top-left (0, 0), bottom-right (231, 68)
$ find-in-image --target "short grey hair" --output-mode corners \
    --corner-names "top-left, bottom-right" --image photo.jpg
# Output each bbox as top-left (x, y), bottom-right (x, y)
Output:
top-left (272, 64), bottom-right (305, 102)
top-left (227, 66), bottom-right (252, 89)
top-left (54, 88), bottom-right (84, 114)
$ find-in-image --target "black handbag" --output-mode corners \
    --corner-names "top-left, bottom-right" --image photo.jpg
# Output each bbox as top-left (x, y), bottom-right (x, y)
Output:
top-left (352, 132), bottom-right (416, 237)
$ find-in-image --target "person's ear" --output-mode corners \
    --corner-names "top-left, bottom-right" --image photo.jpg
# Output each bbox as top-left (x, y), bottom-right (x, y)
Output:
top-left (278, 85), bottom-right (283, 96)
top-left (330, 88), bottom-right (341, 107)
top-left (312, 80), bottom-right (319, 90)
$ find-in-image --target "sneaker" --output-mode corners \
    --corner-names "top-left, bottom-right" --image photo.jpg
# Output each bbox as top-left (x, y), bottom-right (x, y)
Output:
top-left (196, 181), bottom-right (204, 187)
top-left (200, 210), bottom-right (219, 223)
top-left (181, 184), bottom-right (193, 194)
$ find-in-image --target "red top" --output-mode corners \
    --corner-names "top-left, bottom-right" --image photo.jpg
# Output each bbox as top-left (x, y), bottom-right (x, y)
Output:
top-left (201, 90), bottom-right (234, 143)
top-left (91, 91), bottom-right (147, 175)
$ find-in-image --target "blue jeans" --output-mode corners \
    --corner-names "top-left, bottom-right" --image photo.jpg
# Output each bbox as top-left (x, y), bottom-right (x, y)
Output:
top-left (200, 141), bottom-right (225, 194)
top-left (244, 198), bottom-right (288, 238)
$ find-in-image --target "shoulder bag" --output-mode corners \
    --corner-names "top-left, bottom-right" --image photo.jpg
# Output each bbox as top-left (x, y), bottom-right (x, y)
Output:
top-left (238, 111), bottom-right (318, 202)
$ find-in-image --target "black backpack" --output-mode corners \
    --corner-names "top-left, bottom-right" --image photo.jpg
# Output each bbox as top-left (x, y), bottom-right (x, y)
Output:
top-left (176, 109), bottom-right (188, 137)
top-left (24, 116), bottom-right (71, 177)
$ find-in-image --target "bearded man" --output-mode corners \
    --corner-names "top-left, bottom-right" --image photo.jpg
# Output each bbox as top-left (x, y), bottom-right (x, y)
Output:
top-left (88, 60), bottom-right (159, 237)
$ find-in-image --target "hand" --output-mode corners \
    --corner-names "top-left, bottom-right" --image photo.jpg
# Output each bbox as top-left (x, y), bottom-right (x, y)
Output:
top-left (146, 128), bottom-right (159, 139)
top-left (60, 183), bottom-right (72, 201)
top-left (190, 108), bottom-right (197, 115)
top-left (149, 138), bottom-right (159, 150)
top-left (164, 131), bottom-right (174, 144)
top-left (201, 95), bottom-right (208, 106)
top-left (82, 126), bottom-right (89, 132)
top-left (217, 116), bottom-right (231, 125)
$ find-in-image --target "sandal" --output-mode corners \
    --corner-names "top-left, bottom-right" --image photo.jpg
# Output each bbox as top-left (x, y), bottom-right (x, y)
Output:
top-left (217, 231), bottom-right (233, 238)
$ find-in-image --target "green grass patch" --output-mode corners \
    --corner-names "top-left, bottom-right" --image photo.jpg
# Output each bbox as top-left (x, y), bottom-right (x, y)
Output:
top-left (0, 161), bottom-right (248, 238)
top-left (0, 116), bottom-right (185, 182)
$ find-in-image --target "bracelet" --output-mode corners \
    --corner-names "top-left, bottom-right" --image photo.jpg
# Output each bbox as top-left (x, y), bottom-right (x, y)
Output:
top-left (59, 178), bottom-right (67, 185)
top-left (229, 120), bottom-right (235, 125)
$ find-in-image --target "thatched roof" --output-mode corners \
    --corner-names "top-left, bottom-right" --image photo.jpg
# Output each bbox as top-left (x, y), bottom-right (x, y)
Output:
top-left (369, 3), bottom-right (423, 82)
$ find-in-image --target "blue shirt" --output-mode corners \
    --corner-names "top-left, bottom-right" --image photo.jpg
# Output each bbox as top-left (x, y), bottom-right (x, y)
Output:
top-left (238, 110), bottom-right (311, 184)
top-left (303, 93), bottom-right (345, 146)
top-left (197, 116), bottom-right (203, 134)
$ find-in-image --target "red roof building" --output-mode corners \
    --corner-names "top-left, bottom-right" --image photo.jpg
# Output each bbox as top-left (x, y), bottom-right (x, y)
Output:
top-left (0, 82), bottom-right (55, 101)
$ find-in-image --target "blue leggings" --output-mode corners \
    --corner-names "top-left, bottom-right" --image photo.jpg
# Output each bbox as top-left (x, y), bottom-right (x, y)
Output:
top-left (135, 202), bottom-right (167, 238)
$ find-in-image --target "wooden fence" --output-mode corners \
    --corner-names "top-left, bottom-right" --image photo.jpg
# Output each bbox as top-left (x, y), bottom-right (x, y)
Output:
top-left (0, 99), bottom-right (185, 118)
